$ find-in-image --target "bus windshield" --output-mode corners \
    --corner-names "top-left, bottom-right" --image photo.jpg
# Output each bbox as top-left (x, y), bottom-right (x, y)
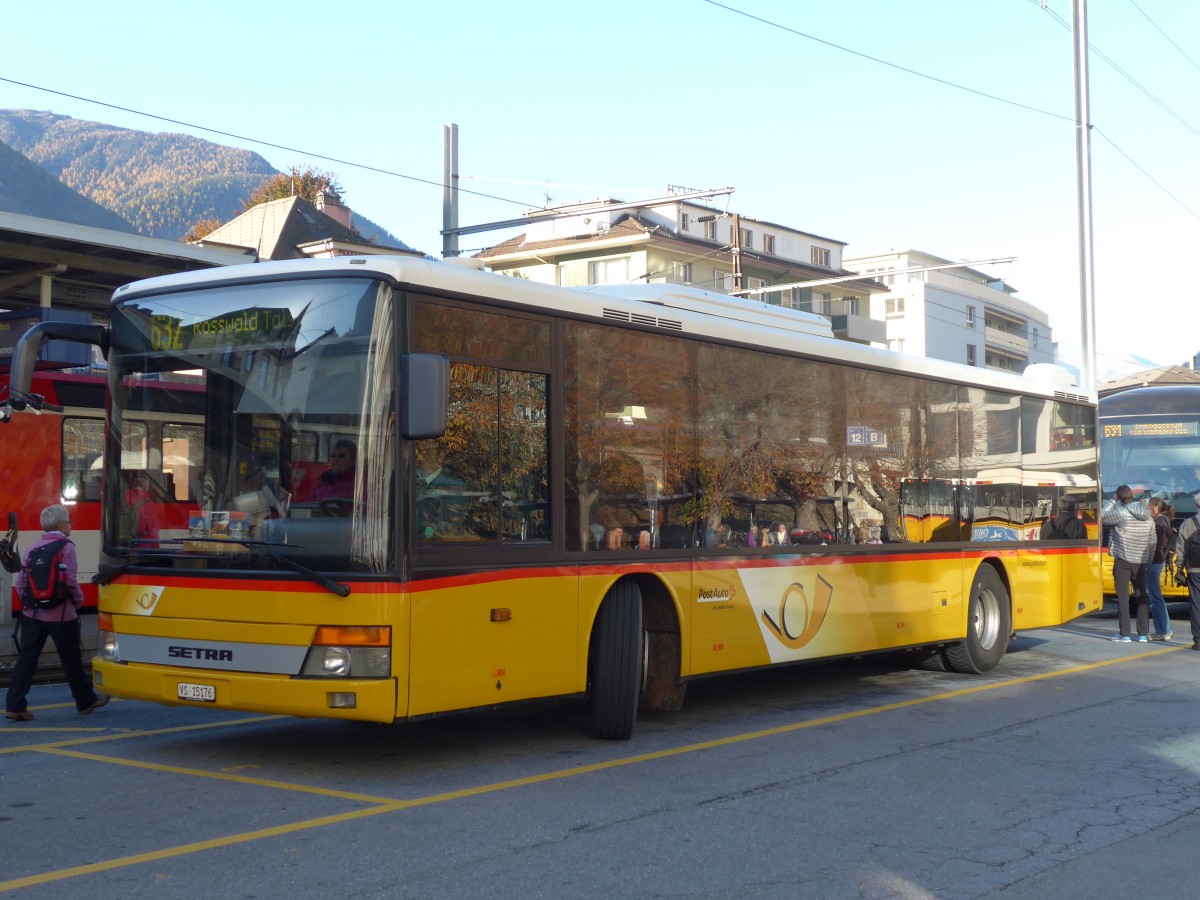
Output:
top-left (1100, 416), bottom-right (1200, 515)
top-left (105, 276), bottom-right (395, 574)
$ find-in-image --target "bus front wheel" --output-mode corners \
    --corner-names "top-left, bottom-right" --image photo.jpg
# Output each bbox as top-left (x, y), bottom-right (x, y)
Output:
top-left (589, 582), bottom-right (643, 740)
top-left (944, 565), bottom-right (1011, 674)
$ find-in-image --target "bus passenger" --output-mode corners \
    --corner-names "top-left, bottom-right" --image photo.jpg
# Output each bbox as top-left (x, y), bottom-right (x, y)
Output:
top-left (706, 521), bottom-right (730, 548)
top-left (312, 439), bottom-right (358, 501)
top-left (124, 473), bottom-right (161, 543)
top-left (772, 522), bottom-right (791, 547)
top-left (1039, 495), bottom-right (1086, 541)
top-left (416, 442), bottom-right (468, 538)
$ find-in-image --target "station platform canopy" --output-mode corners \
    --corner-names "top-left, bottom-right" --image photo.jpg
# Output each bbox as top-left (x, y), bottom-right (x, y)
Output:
top-left (0, 210), bottom-right (254, 320)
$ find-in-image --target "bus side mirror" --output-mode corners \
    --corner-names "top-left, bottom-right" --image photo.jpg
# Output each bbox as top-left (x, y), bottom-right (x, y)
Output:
top-left (10, 321), bottom-right (109, 396)
top-left (400, 353), bottom-right (449, 440)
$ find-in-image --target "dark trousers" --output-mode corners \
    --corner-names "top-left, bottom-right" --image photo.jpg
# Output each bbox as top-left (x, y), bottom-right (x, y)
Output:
top-left (1113, 557), bottom-right (1149, 637)
top-left (5, 614), bottom-right (98, 714)
top-left (1188, 572), bottom-right (1200, 642)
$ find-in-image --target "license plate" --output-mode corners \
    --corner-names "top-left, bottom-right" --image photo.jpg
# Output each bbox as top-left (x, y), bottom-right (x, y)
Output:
top-left (177, 682), bottom-right (216, 702)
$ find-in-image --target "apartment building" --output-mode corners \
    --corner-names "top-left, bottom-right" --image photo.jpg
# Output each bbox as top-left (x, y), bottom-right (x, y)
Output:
top-left (844, 249), bottom-right (1056, 373)
top-left (474, 193), bottom-right (888, 345)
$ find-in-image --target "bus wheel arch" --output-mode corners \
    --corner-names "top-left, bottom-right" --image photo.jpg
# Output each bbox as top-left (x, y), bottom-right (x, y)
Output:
top-left (944, 561), bottom-right (1012, 674)
top-left (634, 575), bottom-right (686, 713)
top-left (587, 576), bottom-right (685, 740)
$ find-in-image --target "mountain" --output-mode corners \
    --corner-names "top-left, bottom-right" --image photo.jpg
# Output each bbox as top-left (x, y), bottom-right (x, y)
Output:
top-left (0, 109), bottom-right (410, 249)
top-left (0, 137), bottom-right (135, 231)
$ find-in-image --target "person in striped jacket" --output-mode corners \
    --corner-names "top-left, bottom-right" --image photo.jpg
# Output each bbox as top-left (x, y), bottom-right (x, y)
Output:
top-left (1102, 485), bottom-right (1156, 643)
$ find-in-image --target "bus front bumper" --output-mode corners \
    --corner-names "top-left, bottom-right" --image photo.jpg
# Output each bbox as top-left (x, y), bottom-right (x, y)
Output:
top-left (92, 659), bottom-right (399, 723)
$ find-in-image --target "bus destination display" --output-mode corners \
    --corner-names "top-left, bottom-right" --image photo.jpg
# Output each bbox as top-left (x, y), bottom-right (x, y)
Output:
top-left (1102, 421), bottom-right (1200, 439)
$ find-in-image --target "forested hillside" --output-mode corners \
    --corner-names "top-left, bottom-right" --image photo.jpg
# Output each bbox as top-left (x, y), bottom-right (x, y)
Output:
top-left (0, 110), bottom-right (275, 240)
top-left (0, 138), bottom-right (135, 231)
top-left (0, 109), bottom-right (407, 248)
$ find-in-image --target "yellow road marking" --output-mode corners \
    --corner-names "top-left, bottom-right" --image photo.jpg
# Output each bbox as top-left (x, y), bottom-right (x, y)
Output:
top-left (0, 804), bottom-right (409, 892)
top-left (0, 714), bottom-right (285, 755)
top-left (0, 646), bottom-right (1185, 891)
top-left (41, 747), bottom-right (397, 804)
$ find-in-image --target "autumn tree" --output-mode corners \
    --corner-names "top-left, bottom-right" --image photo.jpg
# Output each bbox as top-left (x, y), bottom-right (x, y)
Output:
top-left (243, 166), bottom-right (344, 210)
top-left (183, 166), bottom-right (353, 244)
top-left (182, 218), bottom-right (222, 243)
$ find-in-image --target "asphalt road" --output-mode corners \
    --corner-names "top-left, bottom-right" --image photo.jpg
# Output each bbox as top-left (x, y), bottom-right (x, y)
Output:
top-left (4, 612), bottom-right (1200, 899)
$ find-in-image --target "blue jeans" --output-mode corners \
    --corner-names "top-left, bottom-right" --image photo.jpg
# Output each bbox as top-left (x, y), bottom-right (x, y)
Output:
top-left (1146, 562), bottom-right (1170, 636)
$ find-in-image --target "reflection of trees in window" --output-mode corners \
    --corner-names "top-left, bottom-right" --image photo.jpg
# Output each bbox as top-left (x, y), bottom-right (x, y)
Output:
top-left (563, 322), bottom-right (695, 551)
top-left (411, 300), bottom-right (552, 544)
top-left (501, 371), bottom-right (548, 539)
top-left (417, 363), bottom-right (548, 542)
top-left (411, 297), bottom-right (549, 369)
top-left (694, 346), bottom-right (838, 543)
top-left (852, 378), bottom-right (960, 543)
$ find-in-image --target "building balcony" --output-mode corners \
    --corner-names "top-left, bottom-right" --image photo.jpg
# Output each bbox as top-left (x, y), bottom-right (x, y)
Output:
top-left (830, 313), bottom-right (887, 345)
top-left (985, 324), bottom-right (1028, 355)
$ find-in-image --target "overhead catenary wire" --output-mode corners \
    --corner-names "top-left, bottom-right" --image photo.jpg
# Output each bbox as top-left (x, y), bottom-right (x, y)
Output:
top-left (3, 4), bottom-right (1196, 375)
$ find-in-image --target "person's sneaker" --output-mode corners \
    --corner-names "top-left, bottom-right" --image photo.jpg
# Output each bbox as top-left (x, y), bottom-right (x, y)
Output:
top-left (1192, 641), bottom-right (1200, 651)
top-left (1110, 633), bottom-right (1132, 642)
top-left (5, 711), bottom-right (33, 722)
top-left (1151, 632), bottom-right (1174, 641)
top-left (79, 695), bottom-right (110, 715)
top-left (1137, 635), bottom-right (1149, 642)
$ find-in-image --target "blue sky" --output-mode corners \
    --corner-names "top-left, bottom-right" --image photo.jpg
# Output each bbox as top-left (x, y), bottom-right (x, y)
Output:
top-left (4, 0), bottom-right (1197, 382)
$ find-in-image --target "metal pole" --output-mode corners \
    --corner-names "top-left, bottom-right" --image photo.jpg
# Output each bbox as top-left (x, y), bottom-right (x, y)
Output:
top-left (730, 213), bottom-right (742, 292)
top-left (1072, 0), bottom-right (1097, 391)
top-left (442, 124), bottom-right (459, 258)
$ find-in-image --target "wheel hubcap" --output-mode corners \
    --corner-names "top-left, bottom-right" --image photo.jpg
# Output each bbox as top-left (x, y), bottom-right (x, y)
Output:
top-left (975, 587), bottom-right (1001, 649)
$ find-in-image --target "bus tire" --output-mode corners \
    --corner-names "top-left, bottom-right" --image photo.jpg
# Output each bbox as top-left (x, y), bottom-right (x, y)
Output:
top-left (944, 564), bottom-right (1011, 674)
top-left (589, 582), bottom-right (643, 740)
top-left (913, 649), bottom-right (949, 672)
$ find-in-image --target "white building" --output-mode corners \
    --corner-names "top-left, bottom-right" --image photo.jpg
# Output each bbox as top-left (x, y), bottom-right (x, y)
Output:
top-left (844, 249), bottom-right (1056, 373)
top-left (475, 193), bottom-right (888, 345)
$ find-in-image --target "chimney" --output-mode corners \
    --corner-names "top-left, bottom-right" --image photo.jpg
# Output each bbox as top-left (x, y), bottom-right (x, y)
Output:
top-left (316, 188), bottom-right (352, 229)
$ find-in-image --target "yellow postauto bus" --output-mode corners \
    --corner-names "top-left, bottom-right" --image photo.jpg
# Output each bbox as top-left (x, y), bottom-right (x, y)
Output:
top-left (10, 256), bottom-right (1102, 739)
top-left (1098, 384), bottom-right (1200, 599)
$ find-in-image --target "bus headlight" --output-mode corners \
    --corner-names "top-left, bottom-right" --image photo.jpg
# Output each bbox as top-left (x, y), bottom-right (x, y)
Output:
top-left (323, 647), bottom-right (352, 676)
top-left (300, 646), bottom-right (391, 678)
top-left (96, 630), bottom-right (120, 662)
top-left (300, 626), bottom-right (391, 678)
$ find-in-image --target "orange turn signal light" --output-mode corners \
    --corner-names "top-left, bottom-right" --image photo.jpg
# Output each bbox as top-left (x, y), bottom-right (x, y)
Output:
top-left (313, 625), bottom-right (390, 646)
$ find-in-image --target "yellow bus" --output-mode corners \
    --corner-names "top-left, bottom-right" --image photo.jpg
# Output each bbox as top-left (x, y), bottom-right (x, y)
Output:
top-left (1099, 384), bottom-right (1200, 598)
top-left (10, 256), bottom-right (1101, 739)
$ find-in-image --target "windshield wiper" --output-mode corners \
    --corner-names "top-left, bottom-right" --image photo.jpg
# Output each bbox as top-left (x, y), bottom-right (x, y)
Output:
top-left (96, 538), bottom-right (351, 597)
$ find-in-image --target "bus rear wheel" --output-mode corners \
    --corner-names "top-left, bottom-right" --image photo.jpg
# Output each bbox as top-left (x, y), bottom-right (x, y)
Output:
top-left (589, 582), bottom-right (643, 740)
top-left (944, 565), bottom-right (1011, 674)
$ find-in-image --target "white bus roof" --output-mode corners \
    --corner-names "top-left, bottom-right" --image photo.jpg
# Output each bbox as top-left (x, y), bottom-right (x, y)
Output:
top-left (113, 255), bottom-right (1094, 404)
